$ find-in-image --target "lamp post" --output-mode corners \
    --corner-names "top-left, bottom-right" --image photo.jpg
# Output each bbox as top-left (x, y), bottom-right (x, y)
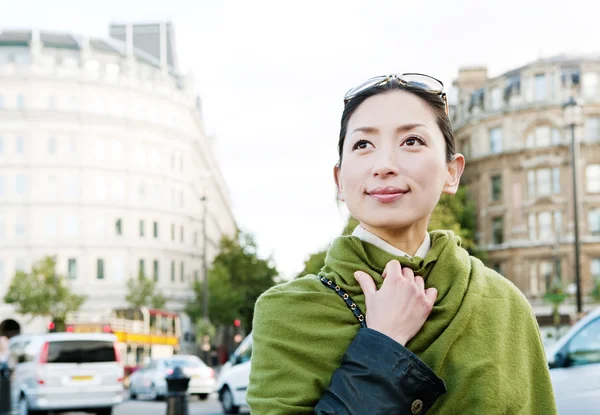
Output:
top-left (201, 195), bottom-right (209, 323)
top-left (563, 96), bottom-right (583, 314)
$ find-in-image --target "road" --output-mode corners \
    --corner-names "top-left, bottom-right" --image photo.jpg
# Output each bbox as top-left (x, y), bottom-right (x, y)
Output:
top-left (61, 393), bottom-right (250, 415)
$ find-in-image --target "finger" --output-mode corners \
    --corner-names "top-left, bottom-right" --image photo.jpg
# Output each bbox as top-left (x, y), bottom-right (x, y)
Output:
top-left (414, 276), bottom-right (425, 291)
top-left (402, 266), bottom-right (415, 282)
top-left (354, 271), bottom-right (377, 296)
top-left (383, 260), bottom-right (402, 282)
top-left (425, 287), bottom-right (438, 305)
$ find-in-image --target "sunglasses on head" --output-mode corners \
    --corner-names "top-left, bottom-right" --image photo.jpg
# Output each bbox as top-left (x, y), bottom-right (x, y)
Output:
top-left (344, 73), bottom-right (448, 115)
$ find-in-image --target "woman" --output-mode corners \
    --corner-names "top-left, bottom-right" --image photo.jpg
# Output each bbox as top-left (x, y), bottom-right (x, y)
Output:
top-left (247, 74), bottom-right (557, 414)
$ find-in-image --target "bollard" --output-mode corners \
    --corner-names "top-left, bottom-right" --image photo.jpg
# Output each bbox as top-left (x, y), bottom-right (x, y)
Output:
top-left (0, 362), bottom-right (11, 415)
top-left (165, 366), bottom-right (190, 415)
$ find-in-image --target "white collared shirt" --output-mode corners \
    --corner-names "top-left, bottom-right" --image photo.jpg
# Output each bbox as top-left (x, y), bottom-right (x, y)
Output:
top-left (352, 225), bottom-right (431, 259)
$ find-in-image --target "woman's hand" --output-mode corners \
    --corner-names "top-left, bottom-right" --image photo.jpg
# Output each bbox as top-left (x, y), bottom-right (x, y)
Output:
top-left (354, 260), bottom-right (437, 346)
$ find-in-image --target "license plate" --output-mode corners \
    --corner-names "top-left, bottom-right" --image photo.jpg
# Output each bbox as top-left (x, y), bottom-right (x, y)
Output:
top-left (72, 375), bottom-right (93, 381)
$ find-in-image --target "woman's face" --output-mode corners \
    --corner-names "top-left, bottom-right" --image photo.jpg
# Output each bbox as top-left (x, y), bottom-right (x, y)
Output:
top-left (334, 90), bottom-right (464, 233)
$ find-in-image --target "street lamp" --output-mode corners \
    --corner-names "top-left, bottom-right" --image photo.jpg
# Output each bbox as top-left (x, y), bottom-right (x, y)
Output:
top-left (563, 96), bottom-right (583, 314)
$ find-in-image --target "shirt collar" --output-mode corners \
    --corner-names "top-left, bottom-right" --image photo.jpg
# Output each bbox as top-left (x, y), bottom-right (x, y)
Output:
top-left (352, 225), bottom-right (431, 259)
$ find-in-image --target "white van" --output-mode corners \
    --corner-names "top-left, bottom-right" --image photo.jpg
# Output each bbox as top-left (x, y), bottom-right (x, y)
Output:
top-left (9, 332), bottom-right (124, 415)
top-left (216, 333), bottom-right (252, 414)
top-left (547, 307), bottom-right (600, 414)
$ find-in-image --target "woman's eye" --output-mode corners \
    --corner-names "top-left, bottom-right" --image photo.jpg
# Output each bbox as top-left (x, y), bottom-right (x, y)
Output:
top-left (352, 139), bottom-right (373, 150)
top-left (403, 136), bottom-right (425, 147)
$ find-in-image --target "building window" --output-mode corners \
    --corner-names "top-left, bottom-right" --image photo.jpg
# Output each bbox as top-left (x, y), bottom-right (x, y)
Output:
top-left (536, 169), bottom-right (551, 196)
top-left (589, 208), bottom-right (600, 235)
top-left (489, 127), bottom-right (503, 154)
top-left (552, 167), bottom-right (560, 194)
top-left (112, 140), bottom-right (123, 163)
top-left (139, 220), bottom-right (145, 237)
top-left (583, 72), bottom-right (599, 98)
top-left (538, 211), bottom-right (553, 241)
top-left (180, 225), bottom-right (184, 243)
top-left (114, 257), bottom-right (124, 281)
top-left (95, 176), bottom-right (106, 200)
top-left (534, 74), bottom-right (546, 101)
top-left (97, 259), bottom-right (105, 280)
top-left (180, 190), bottom-right (184, 207)
top-left (171, 223), bottom-right (175, 241)
top-left (171, 153), bottom-right (175, 170)
top-left (490, 87), bottom-right (502, 111)
top-left (194, 232), bottom-right (198, 246)
top-left (153, 260), bottom-right (159, 282)
top-left (68, 258), bottom-right (77, 280)
top-left (14, 174), bottom-right (26, 195)
top-left (492, 217), bottom-right (504, 244)
top-left (586, 117), bottom-right (600, 141)
top-left (153, 221), bottom-right (159, 238)
top-left (66, 176), bottom-right (79, 200)
top-left (171, 260), bottom-right (175, 282)
top-left (194, 270), bottom-right (199, 282)
top-left (139, 259), bottom-right (145, 278)
top-left (15, 216), bottom-right (25, 237)
top-left (48, 137), bottom-right (57, 155)
top-left (180, 262), bottom-right (184, 282)
top-left (16, 136), bottom-right (24, 154)
top-left (591, 258), bottom-right (600, 283)
top-left (554, 211), bottom-right (562, 237)
top-left (15, 258), bottom-right (26, 273)
top-left (540, 261), bottom-right (553, 291)
top-left (138, 182), bottom-right (146, 202)
top-left (115, 218), bottom-right (123, 236)
top-left (527, 126), bottom-right (561, 148)
top-left (68, 137), bottom-right (77, 154)
top-left (113, 178), bottom-right (125, 201)
top-left (529, 213), bottom-right (537, 240)
top-left (587, 165), bottom-right (600, 193)
top-left (45, 215), bottom-right (57, 238)
top-left (16, 94), bottom-right (24, 109)
top-left (66, 215), bottom-right (78, 237)
top-left (491, 175), bottom-right (502, 201)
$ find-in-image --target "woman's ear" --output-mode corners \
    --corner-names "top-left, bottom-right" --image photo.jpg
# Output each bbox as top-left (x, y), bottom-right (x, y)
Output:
top-left (442, 153), bottom-right (465, 195)
top-left (333, 164), bottom-right (344, 201)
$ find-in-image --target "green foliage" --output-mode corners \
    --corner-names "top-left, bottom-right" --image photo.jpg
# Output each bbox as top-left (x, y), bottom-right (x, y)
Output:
top-left (125, 269), bottom-right (167, 310)
top-left (429, 185), bottom-right (483, 259)
top-left (186, 230), bottom-right (279, 332)
top-left (591, 280), bottom-right (600, 303)
top-left (3, 256), bottom-right (86, 324)
top-left (544, 280), bottom-right (569, 328)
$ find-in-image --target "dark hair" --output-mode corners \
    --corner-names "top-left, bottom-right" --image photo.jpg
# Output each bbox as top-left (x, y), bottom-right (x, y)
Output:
top-left (337, 79), bottom-right (455, 166)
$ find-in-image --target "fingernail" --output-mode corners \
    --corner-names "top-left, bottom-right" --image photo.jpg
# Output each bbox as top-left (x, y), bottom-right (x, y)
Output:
top-left (354, 271), bottom-right (362, 278)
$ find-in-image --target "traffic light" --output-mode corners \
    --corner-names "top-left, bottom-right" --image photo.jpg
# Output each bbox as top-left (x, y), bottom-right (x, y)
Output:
top-left (233, 319), bottom-right (241, 328)
top-left (48, 321), bottom-right (56, 333)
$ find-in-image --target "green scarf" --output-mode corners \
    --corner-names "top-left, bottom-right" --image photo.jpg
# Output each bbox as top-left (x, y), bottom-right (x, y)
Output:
top-left (248, 231), bottom-right (557, 414)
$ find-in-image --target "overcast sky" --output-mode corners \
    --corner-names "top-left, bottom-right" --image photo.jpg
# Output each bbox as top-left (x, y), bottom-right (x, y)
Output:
top-left (3, 0), bottom-right (599, 278)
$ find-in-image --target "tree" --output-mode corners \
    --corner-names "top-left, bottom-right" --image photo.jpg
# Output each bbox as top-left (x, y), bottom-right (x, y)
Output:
top-left (186, 230), bottom-right (279, 332)
top-left (3, 256), bottom-right (86, 330)
top-left (544, 279), bottom-right (569, 337)
top-left (125, 270), bottom-right (167, 310)
top-left (428, 185), bottom-right (483, 258)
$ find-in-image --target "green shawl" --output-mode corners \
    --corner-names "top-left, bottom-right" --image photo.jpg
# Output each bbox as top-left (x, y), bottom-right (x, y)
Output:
top-left (248, 231), bottom-right (557, 414)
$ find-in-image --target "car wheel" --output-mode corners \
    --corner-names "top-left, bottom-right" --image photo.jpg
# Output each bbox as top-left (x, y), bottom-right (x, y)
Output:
top-left (197, 393), bottom-right (209, 400)
top-left (129, 386), bottom-right (138, 400)
top-left (220, 387), bottom-right (239, 414)
top-left (18, 396), bottom-right (47, 415)
top-left (95, 408), bottom-right (113, 415)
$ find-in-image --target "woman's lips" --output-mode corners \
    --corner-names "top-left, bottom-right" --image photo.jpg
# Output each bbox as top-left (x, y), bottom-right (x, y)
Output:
top-left (367, 187), bottom-right (409, 203)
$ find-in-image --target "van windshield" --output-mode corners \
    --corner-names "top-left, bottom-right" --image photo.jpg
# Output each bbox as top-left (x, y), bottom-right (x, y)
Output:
top-left (47, 340), bottom-right (116, 364)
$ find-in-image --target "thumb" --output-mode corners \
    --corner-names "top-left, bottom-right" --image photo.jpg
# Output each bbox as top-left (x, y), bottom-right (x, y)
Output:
top-left (354, 271), bottom-right (376, 296)
top-left (425, 287), bottom-right (438, 305)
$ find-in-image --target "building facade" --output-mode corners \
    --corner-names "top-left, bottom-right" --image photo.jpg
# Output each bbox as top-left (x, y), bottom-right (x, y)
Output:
top-left (452, 55), bottom-right (600, 304)
top-left (0, 26), bottom-right (236, 336)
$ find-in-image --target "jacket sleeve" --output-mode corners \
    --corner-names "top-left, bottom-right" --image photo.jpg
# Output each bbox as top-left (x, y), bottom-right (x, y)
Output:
top-left (315, 328), bottom-right (447, 415)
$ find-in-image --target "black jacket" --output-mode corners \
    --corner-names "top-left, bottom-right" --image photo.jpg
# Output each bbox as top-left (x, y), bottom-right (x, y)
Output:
top-left (315, 328), bottom-right (447, 415)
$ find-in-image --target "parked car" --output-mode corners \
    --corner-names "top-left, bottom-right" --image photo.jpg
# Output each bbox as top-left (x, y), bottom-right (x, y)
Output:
top-left (547, 307), bottom-right (600, 414)
top-left (128, 355), bottom-right (215, 400)
top-left (216, 333), bottom-right (252, 414)
top-left (9, 332), bottom-right (124, 415)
